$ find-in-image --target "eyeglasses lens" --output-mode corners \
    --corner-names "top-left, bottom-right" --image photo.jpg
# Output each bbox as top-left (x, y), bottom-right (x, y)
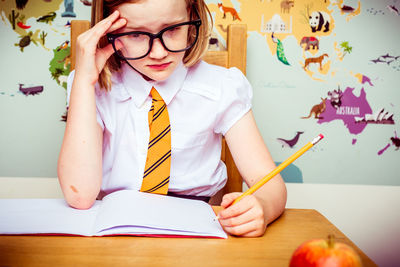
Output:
top-left (114, 23), bottom-right (198, 60)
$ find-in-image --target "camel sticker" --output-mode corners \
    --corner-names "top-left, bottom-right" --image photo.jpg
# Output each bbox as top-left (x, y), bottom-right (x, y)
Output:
top-left (280, 0), bottom-right (294, 14)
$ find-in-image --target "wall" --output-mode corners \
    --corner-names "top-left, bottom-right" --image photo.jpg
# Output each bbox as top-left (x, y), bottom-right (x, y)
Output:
top-left (1, 0), bottom-right (399, 185)
top-left (207, 0), bottom-right (400, 185)
top-left (0, 0), bottom-right (91, 177)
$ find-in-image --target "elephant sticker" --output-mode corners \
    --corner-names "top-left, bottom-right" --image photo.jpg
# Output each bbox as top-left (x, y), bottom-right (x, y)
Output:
top-left (300, 36), bottom-right (319, 51)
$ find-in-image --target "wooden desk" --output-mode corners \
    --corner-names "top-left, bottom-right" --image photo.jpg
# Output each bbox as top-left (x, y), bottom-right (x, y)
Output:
top-left (0, 209), bottom-right (376, 266)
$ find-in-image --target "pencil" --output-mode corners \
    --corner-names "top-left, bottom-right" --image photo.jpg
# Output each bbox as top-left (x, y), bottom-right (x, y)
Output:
top-left (215, 134), bottom-right (324, 220)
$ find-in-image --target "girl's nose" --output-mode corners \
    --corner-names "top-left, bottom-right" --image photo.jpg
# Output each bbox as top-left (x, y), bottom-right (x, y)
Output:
top-left (148, 38), bottom-right (168, 59)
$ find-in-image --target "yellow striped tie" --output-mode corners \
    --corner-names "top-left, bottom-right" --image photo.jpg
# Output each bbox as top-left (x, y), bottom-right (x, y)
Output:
top-left (140, 87), bottom-right (171, 195)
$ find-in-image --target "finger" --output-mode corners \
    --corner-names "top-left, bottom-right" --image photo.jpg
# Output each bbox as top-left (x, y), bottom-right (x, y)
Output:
top-left (95, 43), bottom-right (117, 70)
top-left (219, 195), bottom-right (253, 219)
top-left (102, 10), bottom-right (120, 24)
top-left (220, 192), bottom-right (242, 208)
top-left (219, 206), bottom-right (261, 228)
top-left (89, 10), bottom-right (121, 38)
top-left (223, 219), bottom-right (266, 237)
top-left (241, 228), bottom-right (267, 237)
top-left (106, 18), bottom-right (127, 33)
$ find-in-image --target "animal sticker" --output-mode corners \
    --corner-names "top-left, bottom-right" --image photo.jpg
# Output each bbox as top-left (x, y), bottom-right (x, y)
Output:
top-left (277, 131), bottom-right (304, 148)
top-left (272, 32), bottom-right (290, 65)
top-left (15, 31), bottom-right (38, 52)
top-left (378, 131), bottom-right (400, 155)
top-left (19, 84), bottom-right (44, 96)
top-left (309, 11), bottom-right (331, 32)
top-left (80, 0), bottom-right (92, 6)
top-left (387, 4), bottom-right (400, 15)
top-left (300, 36), bottom-right (319, 51)
top-left (301, 98), bottom-right (327, 119)
top-left (218, 3), bottom-right (241, 21)
top-left (304, 53), bottom-right (328, 70)
top-left (370, 53), bottom-right (400, 65)
top-left (327, 87), bottom-right (343, 109)
top-left (332, 0), bottom-right (361, 21)
top-left (37, 12), bottom-right (56, 24)
top-left (280, 0), bottom-right (294, 14)
top-left (16, 0), bottom-right (29, 10)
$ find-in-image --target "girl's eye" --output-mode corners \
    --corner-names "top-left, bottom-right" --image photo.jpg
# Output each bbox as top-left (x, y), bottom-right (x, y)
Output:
top-left (168, 26), bottom-right (182, 33)
top-left (130, 33), bottom-right (141, 38)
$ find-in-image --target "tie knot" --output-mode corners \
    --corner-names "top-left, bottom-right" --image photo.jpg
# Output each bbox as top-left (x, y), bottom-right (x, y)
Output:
top-left (150, 87), bottom-right (163, 102)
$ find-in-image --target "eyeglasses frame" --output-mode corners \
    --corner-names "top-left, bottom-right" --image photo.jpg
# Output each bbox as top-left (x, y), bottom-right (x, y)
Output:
top-left (107, 10), bottom-right (202, 61)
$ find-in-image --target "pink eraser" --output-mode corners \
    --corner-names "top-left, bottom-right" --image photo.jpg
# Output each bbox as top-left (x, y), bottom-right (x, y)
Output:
top-left (319, 134), bottom-right (324, 139)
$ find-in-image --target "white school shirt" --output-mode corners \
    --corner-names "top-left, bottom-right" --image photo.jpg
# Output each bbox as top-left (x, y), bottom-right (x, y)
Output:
top-left (67, 60), bottom-right (252, 198)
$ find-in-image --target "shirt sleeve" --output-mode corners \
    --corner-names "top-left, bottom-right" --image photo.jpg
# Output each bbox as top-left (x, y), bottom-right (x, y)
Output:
top-left (214, 67), bottom-right (253, 136)
top-left (66, 71), bottom-right (105, 130)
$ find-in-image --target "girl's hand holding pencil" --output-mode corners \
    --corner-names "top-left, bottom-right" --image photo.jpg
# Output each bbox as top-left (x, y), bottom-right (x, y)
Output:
top-left (218, 192), bottom-right (267, 237)
top-left (217, 134), bottom-right (324, 237)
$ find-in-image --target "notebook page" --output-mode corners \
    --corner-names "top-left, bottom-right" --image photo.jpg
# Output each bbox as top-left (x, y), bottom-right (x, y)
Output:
top-left (93, 190), bottom-right (227, 238)
top-left (98, 225), bottom-right (223, 237)
top-left (0, 199), bottom-right (100, 236)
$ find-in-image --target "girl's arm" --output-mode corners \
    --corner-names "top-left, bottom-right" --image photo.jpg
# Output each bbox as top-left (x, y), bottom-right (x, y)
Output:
top-left (218, 110), bottom-right (287, 236)
top-left (57, 11), bottom-right (126, 209)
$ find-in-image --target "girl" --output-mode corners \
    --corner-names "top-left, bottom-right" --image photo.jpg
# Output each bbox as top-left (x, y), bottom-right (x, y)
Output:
top-left (58, 0), bottom-right (287, 237)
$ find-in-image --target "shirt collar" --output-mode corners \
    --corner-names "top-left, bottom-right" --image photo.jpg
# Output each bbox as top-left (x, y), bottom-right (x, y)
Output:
top-left (121, 62), bottom-right (188, 108)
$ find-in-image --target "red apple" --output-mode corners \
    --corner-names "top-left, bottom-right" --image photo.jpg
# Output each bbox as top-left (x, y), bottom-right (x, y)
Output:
top-left (290, 235), bottom-right (362, 267)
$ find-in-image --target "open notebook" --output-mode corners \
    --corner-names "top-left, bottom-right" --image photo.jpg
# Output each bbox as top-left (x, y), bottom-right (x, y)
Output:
top-left (0, 190), bottom-right (227, 238)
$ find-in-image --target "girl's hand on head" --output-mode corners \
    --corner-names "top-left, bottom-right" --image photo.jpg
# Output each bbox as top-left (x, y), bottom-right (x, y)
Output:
top-left (217, 192), bottom-right (267, 237)
top-left (74, 10), bottom-right (126, 85)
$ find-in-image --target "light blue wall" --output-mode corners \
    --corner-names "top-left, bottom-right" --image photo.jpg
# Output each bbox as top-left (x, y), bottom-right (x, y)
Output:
top-left (0, 0), bottom-right (399, 185)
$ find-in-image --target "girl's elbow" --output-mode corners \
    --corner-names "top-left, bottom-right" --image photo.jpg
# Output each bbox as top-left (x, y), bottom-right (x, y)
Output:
top-left (65, 193), bottom-right (97, 210)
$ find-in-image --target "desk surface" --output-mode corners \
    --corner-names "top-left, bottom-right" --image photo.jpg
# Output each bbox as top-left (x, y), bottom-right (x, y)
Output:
top-left (0, 209), bottom-right (376, 266)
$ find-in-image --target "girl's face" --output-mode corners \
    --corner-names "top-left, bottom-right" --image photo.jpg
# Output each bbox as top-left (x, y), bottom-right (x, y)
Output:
top-left (115, 0), bottom-right (189, 81)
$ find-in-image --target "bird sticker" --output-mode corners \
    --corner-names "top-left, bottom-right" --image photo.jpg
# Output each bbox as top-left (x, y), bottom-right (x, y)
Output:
top-left (277, 132), bottom-right (304, 148)
top-left (57, 41), bottom-right (69, 51)
top-left (272, 32), bottom-right (290, 65)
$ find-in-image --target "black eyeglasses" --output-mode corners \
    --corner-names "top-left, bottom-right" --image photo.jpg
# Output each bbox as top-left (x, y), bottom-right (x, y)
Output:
top-left (107, 15), bottom-right (201, 60)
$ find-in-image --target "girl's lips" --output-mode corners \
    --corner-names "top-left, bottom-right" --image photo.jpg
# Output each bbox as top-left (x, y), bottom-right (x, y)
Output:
top-left (148, 62), bottom-right (171, 70)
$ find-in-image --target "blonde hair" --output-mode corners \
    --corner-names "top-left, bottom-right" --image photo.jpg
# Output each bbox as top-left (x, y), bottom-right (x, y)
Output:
top-left (92, 0), bottom-right (213, 91)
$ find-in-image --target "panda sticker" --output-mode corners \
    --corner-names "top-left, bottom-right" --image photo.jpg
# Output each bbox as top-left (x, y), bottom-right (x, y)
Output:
top-left (309, 11), bottom-right (331, 32)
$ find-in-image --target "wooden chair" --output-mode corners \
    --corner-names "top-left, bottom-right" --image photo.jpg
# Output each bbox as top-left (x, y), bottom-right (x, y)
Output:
top-left (70, 21), bottom-right (247, 200)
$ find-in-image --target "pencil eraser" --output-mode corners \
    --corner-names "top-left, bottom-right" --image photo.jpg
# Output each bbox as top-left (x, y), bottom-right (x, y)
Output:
top-left (319, 134), bottom-right (324, 139)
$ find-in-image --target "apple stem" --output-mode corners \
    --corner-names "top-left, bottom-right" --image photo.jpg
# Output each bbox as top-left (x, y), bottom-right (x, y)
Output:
top-left (327, 234), bottom-right (335, 248)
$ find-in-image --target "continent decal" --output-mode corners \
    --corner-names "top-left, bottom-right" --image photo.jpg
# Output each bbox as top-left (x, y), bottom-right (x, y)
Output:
top-left (317, 87), bottom-right (375, 135)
